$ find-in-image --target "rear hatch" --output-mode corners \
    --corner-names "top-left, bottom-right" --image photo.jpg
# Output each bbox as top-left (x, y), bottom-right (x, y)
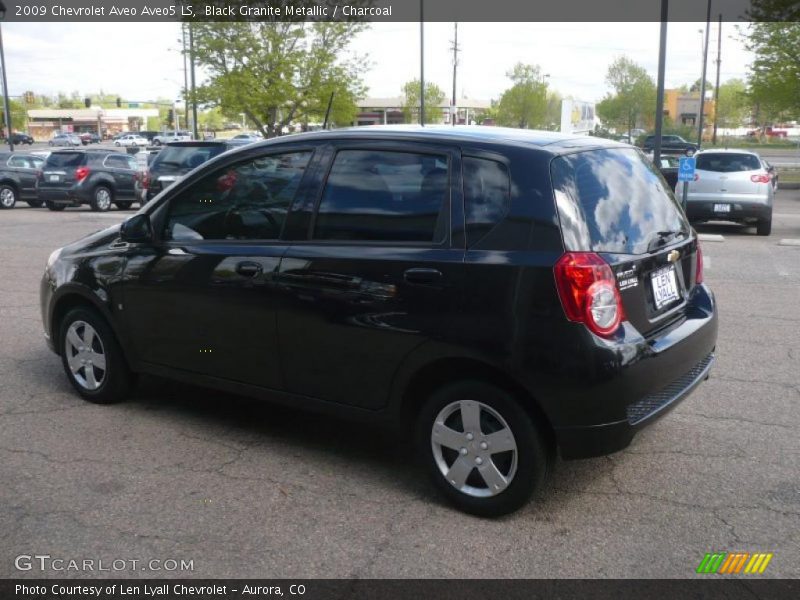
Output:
top-left (145, 142), bottom-right (229, 197)
top-left (551, 147), bottom-right (698, 337)
top-left (39, 151), bottom-right (86, 191)
top-left (690, 152), bottom-right (766, 199)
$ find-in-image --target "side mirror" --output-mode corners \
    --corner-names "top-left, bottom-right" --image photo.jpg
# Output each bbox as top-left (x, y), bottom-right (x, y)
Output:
top-left (120, 214), bottom-right (153, 243)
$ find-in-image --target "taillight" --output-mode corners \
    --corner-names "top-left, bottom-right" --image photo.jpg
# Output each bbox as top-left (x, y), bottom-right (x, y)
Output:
top-left (695, 243), bottom-right (704, 284)
top-left (750, 174), bottom-right (770, 184)
top-left (554, 252), bottom-right (625, 337)
top-left (141, 173), bottom-right (150, 189)
top-left (75, 166), bottom-right (90, 181)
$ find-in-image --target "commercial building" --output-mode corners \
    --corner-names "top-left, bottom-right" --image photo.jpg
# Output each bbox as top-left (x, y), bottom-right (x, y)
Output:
top-left (354, 97), bottom-right (492, 126)
top-left (664, 90), bottom-right (715, 128)
top-left (26, 107), bottom-right (159, 141)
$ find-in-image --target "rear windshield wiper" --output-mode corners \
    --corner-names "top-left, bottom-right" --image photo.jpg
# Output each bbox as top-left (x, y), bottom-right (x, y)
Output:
top-left (646, 230), bottom-right (685, 253)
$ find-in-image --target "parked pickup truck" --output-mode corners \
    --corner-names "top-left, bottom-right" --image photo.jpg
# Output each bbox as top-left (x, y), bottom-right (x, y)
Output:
top-left (747, 127), bottom-right (788, 138)
top-left (152, 131), bottom-right (192, 145)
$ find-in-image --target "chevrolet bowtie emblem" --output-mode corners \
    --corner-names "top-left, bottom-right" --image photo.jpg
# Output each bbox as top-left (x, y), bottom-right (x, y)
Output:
top-left (667, 250), bottom-right (680, 263)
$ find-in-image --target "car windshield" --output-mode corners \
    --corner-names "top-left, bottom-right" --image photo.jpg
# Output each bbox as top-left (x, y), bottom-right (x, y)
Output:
top-left (696, 153), bottom-right (761, 172)
top-left (44, 152), bottom-right (84, 168)
top-left (551, 147), bottom-right (689, 255)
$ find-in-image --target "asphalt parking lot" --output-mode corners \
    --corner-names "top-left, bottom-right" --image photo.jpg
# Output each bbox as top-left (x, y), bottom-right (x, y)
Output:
top-left (1, 193), bottom-right (799, 579)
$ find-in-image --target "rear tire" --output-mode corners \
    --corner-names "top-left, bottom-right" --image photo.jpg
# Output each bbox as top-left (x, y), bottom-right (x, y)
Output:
top-left (26, 198), bottom-right (44, 208)
top-left (115, 201), bottom-right (133, 210)
top-left (90, 186), bottom-right (113, 212)
top-left (756, 217), bottom-right (772, 236)
top-left (59, 307), bottom-right (133, 404)
top-left (415, 380), bottom-right (551, 517)
top-left (0, 184), bottom-right (16, 209)
top-left (45, 201), bottom-right (66, 211)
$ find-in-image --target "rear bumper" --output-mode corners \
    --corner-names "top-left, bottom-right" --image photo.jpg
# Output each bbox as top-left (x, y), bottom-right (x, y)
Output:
top-left (37, 187), bottom-right (91, 205)
top-left (535, 283), bottom-right (718, 459)
top-left (686, 200), bottom-right (771, 223)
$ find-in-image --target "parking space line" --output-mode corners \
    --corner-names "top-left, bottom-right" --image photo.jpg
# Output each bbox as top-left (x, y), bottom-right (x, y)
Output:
top-left (778, 239), bottom-right (800, 247)
top-left (698, 234), bottom-right (725, 242)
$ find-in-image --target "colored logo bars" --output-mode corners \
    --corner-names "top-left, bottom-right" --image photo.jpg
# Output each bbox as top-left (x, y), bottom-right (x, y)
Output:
top-left (696, 552), bottom-right (774, 574)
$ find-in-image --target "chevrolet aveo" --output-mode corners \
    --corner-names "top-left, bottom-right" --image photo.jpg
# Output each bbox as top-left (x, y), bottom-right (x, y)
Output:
top-left (41, 127), bottom-right (718, 516)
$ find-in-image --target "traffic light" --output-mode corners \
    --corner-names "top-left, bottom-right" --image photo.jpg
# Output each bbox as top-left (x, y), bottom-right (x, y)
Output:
top-left (84, 97), bottom-right (91, 108)
top-left (167, 109), bottom-right (175, 125)
top-left (116, 97), bottom-right (122, 108)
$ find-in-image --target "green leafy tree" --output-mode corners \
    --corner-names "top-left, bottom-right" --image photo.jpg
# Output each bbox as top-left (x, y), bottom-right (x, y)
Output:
top-left (596, 56), bottom-right (656, 133)
top-left (190, 20), bottom-right (368, 137)
top-left (401, 79), bottom-right (445, 124)
top-left (1, 99), bottom-right (28, 132)
top-left (742, 21), bottom-right (800, 121)
top-left (496, 63), bottom-right (549, 129)
top-left (714, 79), bottom-right (750, 128)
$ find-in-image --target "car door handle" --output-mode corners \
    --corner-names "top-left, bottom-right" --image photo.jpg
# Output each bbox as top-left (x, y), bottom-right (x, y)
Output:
top-left (403, 268), bottom-right (442, 285)
top-left (235, 261), bottom-right (262, 278)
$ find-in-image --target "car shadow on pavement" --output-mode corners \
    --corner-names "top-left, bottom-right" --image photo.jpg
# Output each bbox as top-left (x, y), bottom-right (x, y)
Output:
top-left (693, 221), bottom-right (758, 236)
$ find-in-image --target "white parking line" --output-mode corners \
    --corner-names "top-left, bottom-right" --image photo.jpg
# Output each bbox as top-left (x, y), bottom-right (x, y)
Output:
top-left (778, 239), bottom-right (800, 247)
top-left (697, 234), bottom-right (725, 242)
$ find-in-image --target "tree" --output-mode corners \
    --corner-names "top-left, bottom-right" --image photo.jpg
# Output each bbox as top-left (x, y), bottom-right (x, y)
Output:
top-left (190, 19), bottom-right (368, 137)
top-left (0, 99), bottom-right (28, 132)
top-left (496, 63), bottom-right (549, 129)
top-left (596, 56), bottom-right (656, 133)
top-left (742, 20), bottom-right (800, 121)
top-left (714, 79), bottom-right (750, 128)
top-left (401, 79), bottom-right (445, 124)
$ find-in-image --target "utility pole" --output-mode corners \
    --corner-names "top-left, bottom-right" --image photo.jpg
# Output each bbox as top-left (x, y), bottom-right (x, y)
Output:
top-left (712, 14), bottom-right (722, 145)
top-left (419, 0), bottom-right (425, 126)
top-left (188, 23), bottom-right (199, 140)
top-left (0, 23), bottom-right (13, 151)
top-left (451, 22), bottom-right (459, 126)
top-left (697, 0), bottom-right (712, 148)
top-left (653, 0), bottom-right (669, 166)
top-left (182, 24), bottom-right (189, 134)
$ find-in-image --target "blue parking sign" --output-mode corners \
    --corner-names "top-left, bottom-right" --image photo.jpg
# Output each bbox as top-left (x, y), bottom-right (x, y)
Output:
top-left (678, 157), bottom-right (696, 182)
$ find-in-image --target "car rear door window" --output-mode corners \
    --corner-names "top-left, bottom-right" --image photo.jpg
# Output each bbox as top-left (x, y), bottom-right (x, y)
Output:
top-left (165, 151), bottom-right (312, 241)
top-left (104, 155), bottom-right (129, 169)
top-left (45, 152), bottom-right (85, 169)
top-left (695, 153), bottom-right (761, 172)
top-left (8, 155), bottom-right (32, 168)
top-left (313, 150), bottom-right (448, 243)
top-left (463, 157), bottom-right (510, 247)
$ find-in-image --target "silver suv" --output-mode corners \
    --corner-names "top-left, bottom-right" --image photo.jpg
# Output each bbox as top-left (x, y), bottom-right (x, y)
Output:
top-left (677, 149), bottom-right (774, 236)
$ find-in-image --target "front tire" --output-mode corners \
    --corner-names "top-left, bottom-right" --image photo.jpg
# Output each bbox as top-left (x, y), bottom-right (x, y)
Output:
top-left (90, 186), bottom-right (113, 212)
top-left (415, 380), bottom-right (551, 517)
top-left (45, 201), bottom-right (66, 211)
top-left (115, 201), bottom-right (133, 210)
top-left (0, 184), bottom-right (17, 209)
top-left (59, 307), bottom-right (133, 404)
top-left (26, 198), bottom-right (44, 208)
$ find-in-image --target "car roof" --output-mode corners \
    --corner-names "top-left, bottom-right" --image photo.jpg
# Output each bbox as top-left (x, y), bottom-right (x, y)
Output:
top-left (695, 148), bottom-right (760, 157)
top-left (241, 125), bottom-right (630, 156)
top-left (164, 141), bottom-right (230, 147)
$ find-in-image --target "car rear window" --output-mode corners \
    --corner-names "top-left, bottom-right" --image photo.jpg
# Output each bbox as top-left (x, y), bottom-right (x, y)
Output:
top-left (551, 148), bottom-right (689, 255)
top-left (44, 152), bottom-right (85, 168)
top-left (695, 153), bottom-right (761, 172)
top-left (151, 145), bottom-right (228, 171)
top-left (463, 157), bottom-right (510, 247)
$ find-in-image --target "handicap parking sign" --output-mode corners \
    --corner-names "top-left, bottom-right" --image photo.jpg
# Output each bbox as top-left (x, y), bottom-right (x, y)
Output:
top-left (678, 157), bottom-right (696, 182)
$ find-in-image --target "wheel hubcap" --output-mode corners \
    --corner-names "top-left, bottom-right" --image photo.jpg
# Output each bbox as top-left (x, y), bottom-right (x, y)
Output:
top-left (65, 321), bottom-right (107, 390)
top-left (0, 188), bottom-right (14, 207)
top-left (431, 400), bottom-right (518, 498)
top-left (96, 189), bottom-right (111, 209)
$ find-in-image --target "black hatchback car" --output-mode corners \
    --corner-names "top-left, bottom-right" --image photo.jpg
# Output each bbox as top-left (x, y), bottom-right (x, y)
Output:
top-left (40, 127), bottom-right (717, 516)
top-left (0, 152), bottom-right (45, 208)
top-left (37, 149), bottom-right (140, 211)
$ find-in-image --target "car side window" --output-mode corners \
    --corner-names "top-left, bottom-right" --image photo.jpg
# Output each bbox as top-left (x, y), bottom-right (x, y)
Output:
top-left (463, 157), bottom-right (511, 247)
top-left (104, 155), bottom-right (128, 169)
top-left (8, 155), bottom-right (31, 168)
top-left (125, 156), bottom-right (138, 171)
top-left (313, 149), bottom-right (448, 243)
top-left (165, 151), bottom-right (312, 242)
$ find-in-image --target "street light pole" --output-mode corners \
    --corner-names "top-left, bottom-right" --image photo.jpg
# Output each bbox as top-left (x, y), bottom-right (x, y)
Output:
top-left (419, 0), bottom-right (425, 126)
top-left (188, 23), bottom-right (199, 140)
top-left (653, 0), bottom-right (669, 166)
top-left (0, 2), bottom-right (14, 151)
top-left (697, 0), bottom-right (712, 148)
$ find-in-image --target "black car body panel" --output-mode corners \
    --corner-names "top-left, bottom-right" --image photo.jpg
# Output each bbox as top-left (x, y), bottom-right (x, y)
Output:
top-left (0, 152), bottom-right (44, 202)
top-left (643, 135), bottom-right (698, 155)
top-left (41, 126), bottom-right (718, 459)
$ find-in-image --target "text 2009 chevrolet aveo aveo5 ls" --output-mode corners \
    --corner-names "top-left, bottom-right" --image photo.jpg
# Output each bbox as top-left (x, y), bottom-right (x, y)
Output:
top-left (41, 127), bottom-right (717, 516)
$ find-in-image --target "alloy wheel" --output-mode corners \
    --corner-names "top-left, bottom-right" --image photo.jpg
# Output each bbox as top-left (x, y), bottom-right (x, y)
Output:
top-left (64, 320), bottom-right (107, 390)
top-left (95, 188), bottom-right (112, 210)
top-left (431, 399), bottom-right (518, 498)
top-left (0, 187), bottom-right (15, 208)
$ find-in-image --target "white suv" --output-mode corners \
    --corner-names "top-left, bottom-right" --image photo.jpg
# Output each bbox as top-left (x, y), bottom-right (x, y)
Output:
top-left (153, 131), bottom-right (192, 145)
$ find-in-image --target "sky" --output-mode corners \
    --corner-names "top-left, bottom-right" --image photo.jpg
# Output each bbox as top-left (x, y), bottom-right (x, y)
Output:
top-left (1, 21), bottom-right (754, 105)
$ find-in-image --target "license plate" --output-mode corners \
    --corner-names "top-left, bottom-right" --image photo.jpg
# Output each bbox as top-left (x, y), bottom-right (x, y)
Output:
top-left (713, 203), bottom-right (731, 213)
top-left (651, 266), bottom-right (680, 310)
top-left (48, 175), bottom-right (60, 182)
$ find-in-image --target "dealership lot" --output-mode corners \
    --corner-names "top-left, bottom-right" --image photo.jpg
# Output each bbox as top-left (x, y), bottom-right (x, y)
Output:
top-left (1, 194), bottom-right (798, 578)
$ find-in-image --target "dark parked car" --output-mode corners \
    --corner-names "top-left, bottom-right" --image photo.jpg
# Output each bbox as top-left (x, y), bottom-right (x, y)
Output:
top-left (761, 158), bottom-right (778, 192)
top-left (0, 152), bottom-right (45, 208)
top-left (642, 134), bottom-right (698, 155)
top-left (40, 127), bottom-right (717, 516)
top-left (142, 140), bottom-right (239, 201)
top-left (656, 155), bottom-right (680, 189)
top-left (8, 133), bottom-right (35, 145)
top-left (36, 149), bottom-right (140, 211)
